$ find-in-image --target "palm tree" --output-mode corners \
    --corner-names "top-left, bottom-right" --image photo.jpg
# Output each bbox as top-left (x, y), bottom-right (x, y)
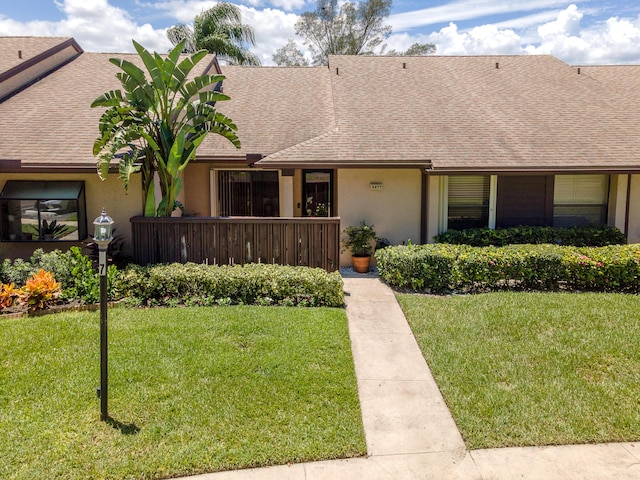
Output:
top-left (92, 40), bottom-right (241, 217)
top-left (167, 2), bottom-right (260, 66)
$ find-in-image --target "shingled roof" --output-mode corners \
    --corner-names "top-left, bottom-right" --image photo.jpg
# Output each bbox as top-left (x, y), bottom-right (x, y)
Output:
top-left (0, 42), bottom-right (218, 171)
top-left (257, 54), bottom-right (640, 172)
top-left (1, 37), bottom-right (639, 173)
top-left (197, 65), bottom-right (335, 159)
top-left (0, 36), bottom-right (83, 103)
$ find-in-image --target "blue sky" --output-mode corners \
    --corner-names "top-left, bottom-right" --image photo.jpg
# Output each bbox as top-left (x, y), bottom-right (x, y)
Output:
top-left (1, 0), bottom-right (640, 64)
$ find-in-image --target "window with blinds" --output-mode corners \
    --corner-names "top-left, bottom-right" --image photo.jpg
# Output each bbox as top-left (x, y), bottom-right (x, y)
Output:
top-left (447, 176), bottom-right (490, 230)
top-left (553, 175), bottom-right (608, 227)
top-left (217, 171), bottom-right (279, 217)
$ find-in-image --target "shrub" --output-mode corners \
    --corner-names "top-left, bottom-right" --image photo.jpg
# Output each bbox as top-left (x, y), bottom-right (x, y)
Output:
top-left (562, 245), bottom-right (640, 292)
top-left (376, 243), bottom-right (640, 293)
top-left (375, 244), bottom-right (460, 293)
top-left (1, 248), bottom-right (103, 303)
top-left (112, 263), bottom-right (344, 307)
top-left (0, 283), bottom-right (18, 310)
top-left (455, 244), bottom-right (565, 291)
top-left (18, 269), bottom-right (62, 311)
top-left (434, 225), bottom-right (626, 247)
top-left (0, 257), bottom-right (35, 286)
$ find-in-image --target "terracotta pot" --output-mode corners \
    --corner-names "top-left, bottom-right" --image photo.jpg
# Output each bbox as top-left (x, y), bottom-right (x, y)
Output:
top-left (352, 255), bottom-right (371, 273)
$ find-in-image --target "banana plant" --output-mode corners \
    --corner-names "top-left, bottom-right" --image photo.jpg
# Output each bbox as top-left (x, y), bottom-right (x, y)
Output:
top-left (92, 39), bottom-right (240, 216)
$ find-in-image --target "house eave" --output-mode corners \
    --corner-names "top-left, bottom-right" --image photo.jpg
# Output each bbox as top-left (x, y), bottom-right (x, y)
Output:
top-left (427, 165), bottom-right (640, 175)
top-left (0, 160), bottom-right (116, 174)
top-left (254, 160), bottom-right (433, 170)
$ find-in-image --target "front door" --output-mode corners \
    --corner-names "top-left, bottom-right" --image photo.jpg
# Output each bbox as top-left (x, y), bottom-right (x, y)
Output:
top-left (303, 170), bottom-right (333, 217)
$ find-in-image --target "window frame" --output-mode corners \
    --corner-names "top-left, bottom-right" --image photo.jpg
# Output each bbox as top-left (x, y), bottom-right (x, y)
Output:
top-left (210, 169), bottom-right (281, 217)
top-left (0, 180), bottom-right (87, 242)
top-left (441, 175), bottom-right (496, 232)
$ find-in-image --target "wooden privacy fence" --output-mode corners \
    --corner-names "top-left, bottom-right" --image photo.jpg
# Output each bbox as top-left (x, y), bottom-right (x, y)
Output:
top-left (130, 216), bottom-right (341, 271)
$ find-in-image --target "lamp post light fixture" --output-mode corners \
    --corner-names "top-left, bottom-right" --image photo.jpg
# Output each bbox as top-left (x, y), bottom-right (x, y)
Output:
top-left (93, 208), bottom-right (114, 421)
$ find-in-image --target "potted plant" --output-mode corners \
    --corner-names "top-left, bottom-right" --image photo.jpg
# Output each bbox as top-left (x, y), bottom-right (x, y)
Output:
top-left (343, 220), bottom-right (378, 273)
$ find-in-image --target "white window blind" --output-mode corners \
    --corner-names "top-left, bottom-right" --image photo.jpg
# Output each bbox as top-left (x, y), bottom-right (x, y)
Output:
top-left (553, 175), bottom-right (608, 227)
top-left (448, 176), bottom-right (490, 230)
top-left (554, 175), bottom-right (608, 205)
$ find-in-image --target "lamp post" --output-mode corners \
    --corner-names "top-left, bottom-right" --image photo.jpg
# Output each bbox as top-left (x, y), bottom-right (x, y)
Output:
top-left (93, 208), bottom-right (114, 421)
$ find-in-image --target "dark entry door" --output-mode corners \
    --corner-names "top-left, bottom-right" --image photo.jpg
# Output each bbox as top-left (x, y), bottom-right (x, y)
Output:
top-left (496, 176), bottom-right (554, 227)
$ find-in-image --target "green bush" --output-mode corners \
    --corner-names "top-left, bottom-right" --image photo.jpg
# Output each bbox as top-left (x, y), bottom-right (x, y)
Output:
top-left (434, 225), bottom-right (626, 247)
top-left (376, 243), bottom-right (640, 293)
top-left (562, 245), bottom-right (640, 292)
top-left (455, 244), bottom-right (566, 291)
top-left (1, 248), bottom-right (105, 303)
top-left (112, 263), bottom-right (344, 307)
top-left (375, 244), bottom-right (460, 293)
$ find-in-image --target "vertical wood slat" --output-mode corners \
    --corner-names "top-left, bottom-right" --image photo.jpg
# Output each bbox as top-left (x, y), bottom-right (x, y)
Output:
top-left (131, 216), bottom-right (341, 271)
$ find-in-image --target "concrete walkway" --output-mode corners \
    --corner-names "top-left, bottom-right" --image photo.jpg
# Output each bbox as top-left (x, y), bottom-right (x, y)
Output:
top-left (181, 276), bottom-right (640, 480)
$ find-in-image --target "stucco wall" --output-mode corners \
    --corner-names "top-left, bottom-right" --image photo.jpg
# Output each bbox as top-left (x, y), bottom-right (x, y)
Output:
top-left (183, 163), bottom-right (212, 216)
top-left (337, 168), bottom-right (422, 266)
top-left (0, 172), bottom-right (141, 260)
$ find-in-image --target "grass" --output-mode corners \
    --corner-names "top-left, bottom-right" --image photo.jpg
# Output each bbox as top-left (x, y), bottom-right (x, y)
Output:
top-left (0, 306), bottom-right (366, 479)
top-left (397, 291), bottom-right (640, 450)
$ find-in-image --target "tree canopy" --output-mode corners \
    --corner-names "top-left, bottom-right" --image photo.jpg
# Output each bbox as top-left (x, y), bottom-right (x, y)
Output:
top-left (272, 39), bottom-right (310, 67)
top-left (92, 40), bottom-right (240, 217)
top-left (167, 2), bottom-right (260, 66)
top-left (387, 42), bottom-right (436, 56)
top-left (294, 0), bottom-right (391, 66)
top-left (273, 0), bottom-right (436, 66)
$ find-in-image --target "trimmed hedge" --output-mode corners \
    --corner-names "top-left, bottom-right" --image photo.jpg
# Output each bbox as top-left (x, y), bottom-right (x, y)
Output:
top-left (113, 262), bottom-right (344, 307)
top-left (434, 225), bottom-right (626, 247)
top-left (376, 243), bottom-right (640, 293)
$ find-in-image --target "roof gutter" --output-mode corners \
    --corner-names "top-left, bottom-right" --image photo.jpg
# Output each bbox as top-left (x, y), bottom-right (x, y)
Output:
top-left (254, 160), bottom-right (433, 169)
top-left (426, 165), bottom-right (640, 175)
top-left (0, 159), bottom-right (116, 174)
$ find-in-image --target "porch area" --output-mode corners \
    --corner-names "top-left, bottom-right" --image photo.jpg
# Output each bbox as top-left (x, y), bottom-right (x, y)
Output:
top-left (131, 216), bottom-right (341, 272)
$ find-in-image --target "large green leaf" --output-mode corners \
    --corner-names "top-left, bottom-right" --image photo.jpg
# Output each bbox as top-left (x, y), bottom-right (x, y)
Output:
top-left (173, 50), bottom-right (209, 87)
top-left (92, 38), bottom-right (241, 217)
top-left (118, 153), bottom-right (142, 192)
top-left (110, 58), bottom-right (147, 88)
top-left (91, 90), bottom-right (126, 108)
top-left (166, 130), bottom-right (185, 177)
top-left (144, 181), bottom-right (156, 217)
top-left (132, 40), bottom-right (166, 91)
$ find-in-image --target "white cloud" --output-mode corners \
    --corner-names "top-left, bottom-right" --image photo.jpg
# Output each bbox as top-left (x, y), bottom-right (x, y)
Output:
top-left (0, 0), bottom-right (171, 52)
top-left (2, 1), bottom-right (640, 65)
top-left (270, 0), bottom-right (307, 10)
top-left (139, 1), bottom-right (218, 23)
top-left (241, 7), bottom-right (300, 64)
top-left (429, 22), bottom-right (524, 56)
top-left (389, 0), bottom-right (582, 32)
top-left (388, 4), bottom-right (640, 65)
top-left (537, 3), bottom-right (582, 37)
top-left (526, 6), bottom-right (640, 63)
top-left (136, 0), bottom-right (302, 64)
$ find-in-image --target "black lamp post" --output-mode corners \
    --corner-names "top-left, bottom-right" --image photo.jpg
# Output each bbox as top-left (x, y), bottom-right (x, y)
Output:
top-left (93, 208), bottom-right (114, 421)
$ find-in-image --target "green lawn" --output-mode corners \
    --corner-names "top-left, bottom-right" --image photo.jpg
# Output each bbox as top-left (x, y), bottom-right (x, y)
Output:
top-left (397, 292), bottom-right (640, 450)
top-left (0, 306), bottom-right (366, 479)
